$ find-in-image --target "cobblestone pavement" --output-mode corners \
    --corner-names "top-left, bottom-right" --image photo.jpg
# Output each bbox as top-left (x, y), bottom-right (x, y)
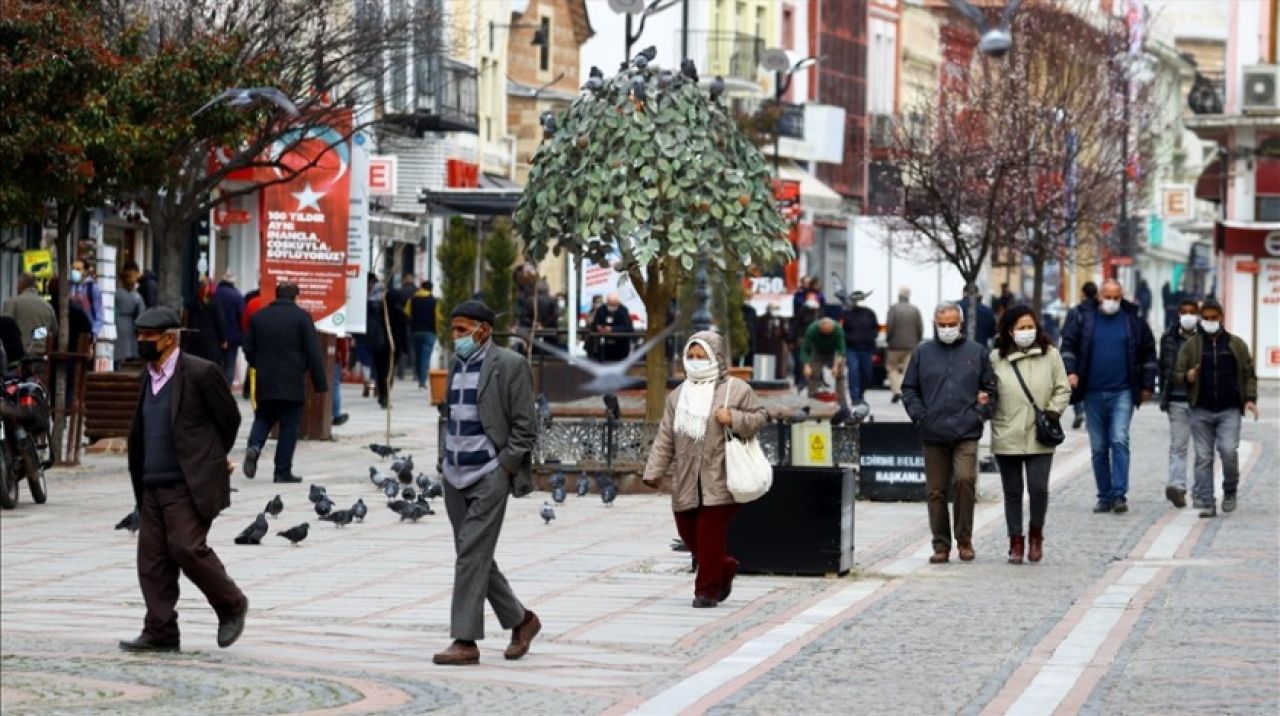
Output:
top-left (1, 383), bottom-right (1276, 715)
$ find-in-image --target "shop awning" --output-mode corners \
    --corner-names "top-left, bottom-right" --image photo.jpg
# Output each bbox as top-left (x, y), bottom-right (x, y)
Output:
top-left (1195, 156), bottom-right (1280, 203)
top-left (419, 187), bottom-right (522, 216)
top-left (1214, 220), bottom-right (1280, 256)
top-left (369, 214), bottom-right (419, 244)
top-left (778, 163), bottom-right (845, 216)
top-left (1195, 158), bottom-right (1222, 202)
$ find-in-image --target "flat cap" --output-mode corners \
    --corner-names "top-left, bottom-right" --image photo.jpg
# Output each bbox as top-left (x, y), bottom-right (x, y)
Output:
top-left (450, 299), bottom-right (495, 325)
top-left (135, 306), bottom-right (182, 330)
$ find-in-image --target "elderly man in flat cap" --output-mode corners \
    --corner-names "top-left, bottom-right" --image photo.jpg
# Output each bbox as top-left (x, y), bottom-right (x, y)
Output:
top-left (432, 299), bottom-right (540, 666)
top-left (120, 306), bottom-right (246, 653)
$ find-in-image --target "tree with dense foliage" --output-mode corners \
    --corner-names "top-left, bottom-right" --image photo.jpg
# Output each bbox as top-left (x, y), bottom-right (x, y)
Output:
top-left (482, 219), bottom-right (518, 345)
top-left (437, 217), bottom-right (477, 354)
top-left (514, 55), bottom-right (791, 419)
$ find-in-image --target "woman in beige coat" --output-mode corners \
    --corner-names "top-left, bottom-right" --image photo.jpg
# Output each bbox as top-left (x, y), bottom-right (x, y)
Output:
top-left (990, 305), bottom-right (1071, 564)
top-left (643, 331), bottom-right (767, 608)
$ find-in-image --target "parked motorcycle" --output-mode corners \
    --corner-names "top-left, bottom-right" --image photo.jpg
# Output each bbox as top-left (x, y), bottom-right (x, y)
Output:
top-left (1, 358), bottom-right (52, 510)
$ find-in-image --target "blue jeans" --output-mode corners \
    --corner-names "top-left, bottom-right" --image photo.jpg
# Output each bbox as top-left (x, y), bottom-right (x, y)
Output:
top-left (248, 400), bottom-right (302, 479)
top-left (412, 331), bottom-right (436, 386)
top-left (1190, 407), bottom-right (1241, 506)
top-left (1084, 389), bottom-right (1134, 503)
top-left (332, 362), bottom-right (343, 419)
top-left (846, 349), bottom-right (874, 404)
top-left (1166, 402), bottom-right (1191, 491)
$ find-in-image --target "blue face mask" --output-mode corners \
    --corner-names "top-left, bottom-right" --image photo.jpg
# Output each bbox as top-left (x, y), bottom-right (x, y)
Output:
top-left (455, 328), bottom-right (481, 360)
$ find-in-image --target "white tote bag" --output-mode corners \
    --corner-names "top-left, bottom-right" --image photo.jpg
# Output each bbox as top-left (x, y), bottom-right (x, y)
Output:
top-left (722, 379), bottom-right (773, 503)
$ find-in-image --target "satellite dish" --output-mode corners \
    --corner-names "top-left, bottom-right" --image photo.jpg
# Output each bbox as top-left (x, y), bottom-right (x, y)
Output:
top-left (608, 0), bottom-right (647, 15)
top-left (760, 48), bottom-right (792, 73)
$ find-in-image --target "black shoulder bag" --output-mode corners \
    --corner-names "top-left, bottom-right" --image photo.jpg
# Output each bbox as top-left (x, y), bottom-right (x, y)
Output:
top-left (1010, 359), bottom-right (1065, 447)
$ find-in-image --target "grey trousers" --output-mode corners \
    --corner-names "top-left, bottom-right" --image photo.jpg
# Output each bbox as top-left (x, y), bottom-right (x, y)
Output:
top-left (443, 468), bottom-right (526, 641)
top-left (1190, 408), bottom-right (1242, 507)
top-left (1166, 402), bottom-right (1192, 491)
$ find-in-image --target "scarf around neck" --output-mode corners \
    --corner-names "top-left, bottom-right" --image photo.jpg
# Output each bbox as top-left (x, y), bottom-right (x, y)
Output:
top-left (674, 339), bottom-right (720, 442)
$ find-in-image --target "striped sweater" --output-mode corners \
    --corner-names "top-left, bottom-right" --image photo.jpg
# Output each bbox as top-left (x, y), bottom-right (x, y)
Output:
top-left (442, 345), bottom-right (500, 489)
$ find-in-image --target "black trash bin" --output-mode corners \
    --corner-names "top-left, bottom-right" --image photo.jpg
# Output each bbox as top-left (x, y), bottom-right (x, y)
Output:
top-left (728, 466), bottom-right (855, 576)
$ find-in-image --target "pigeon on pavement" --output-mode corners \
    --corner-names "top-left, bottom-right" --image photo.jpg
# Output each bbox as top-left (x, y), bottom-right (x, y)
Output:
top-left (320, 509), bottom-right (354, 528)
top-left (234, 513), bottom-right (270, 544)
top-left (540, 502), bottom-right (556, 524)
top-left (401, 487), bottom-right (416, 502)
top-left (115, 509), bottom-right (140, 534)
top-left (387, 499), bottom-right (409, 515)
top-left (384, 479), bottom-right (400, 499)
top-left (576, 473), bottom-right (590, 498)
top-left (351, 498), bottom-right (367, 522)
top-left (277, 522), bottom-right (310, 545)
top-left (399, 502), bottom-right (431, 523)
top-left (369, 467), bottom-right (391, 489)
top-left (602, 482), bottom-right (618, 507)
top-left (369, 443), bottom-right (399, 459)
top-left (313, 496), bottom-right (334, 517)
top-left (392, 455), bottom-right (415, 485)
top-left (265, 494), bottom-right (283, 518)
top-left (552, 484), bottom-right (566, 504)
top-left (308, 484), bottom-right (328, 503)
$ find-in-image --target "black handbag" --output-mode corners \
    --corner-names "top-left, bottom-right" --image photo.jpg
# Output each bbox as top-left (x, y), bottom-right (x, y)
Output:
top-left (1010, 360), bottom-right (1065, 447)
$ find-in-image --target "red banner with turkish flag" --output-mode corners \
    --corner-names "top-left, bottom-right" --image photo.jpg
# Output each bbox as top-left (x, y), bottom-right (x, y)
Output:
top-left (259, 110), bottom-right (352, 323)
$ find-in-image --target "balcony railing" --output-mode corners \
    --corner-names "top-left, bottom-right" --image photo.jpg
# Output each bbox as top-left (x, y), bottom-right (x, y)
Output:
top-left (384, 54), bottom-right (478, 134)
top-left (686, 31), bottom-right (764, 85)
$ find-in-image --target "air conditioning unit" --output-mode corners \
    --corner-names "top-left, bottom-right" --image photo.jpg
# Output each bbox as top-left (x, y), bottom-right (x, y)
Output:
top-left (869, 113), bottom-right (894, 148)
top-left (1241, 64), bottom-right (1280, 113)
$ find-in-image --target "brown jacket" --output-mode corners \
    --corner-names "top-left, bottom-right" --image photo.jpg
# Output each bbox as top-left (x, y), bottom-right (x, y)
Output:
top-left (128, 352), bottom-right (241, 522)
top-left (643, 334), bottom-right (768, 511)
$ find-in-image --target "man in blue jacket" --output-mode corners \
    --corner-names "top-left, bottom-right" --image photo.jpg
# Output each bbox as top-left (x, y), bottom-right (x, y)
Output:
top-left (902, 302), bottom-right (995, 564)
top-left (1059, 279), bottom-right (1157, 514)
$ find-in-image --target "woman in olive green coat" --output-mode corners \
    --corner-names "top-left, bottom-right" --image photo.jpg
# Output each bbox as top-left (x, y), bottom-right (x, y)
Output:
top-left (990, 305), bottom-right (1071, 564)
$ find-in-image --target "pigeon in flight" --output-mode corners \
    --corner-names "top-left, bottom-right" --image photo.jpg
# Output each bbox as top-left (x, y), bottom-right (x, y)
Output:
top-left (308, 484), bottom-right (328, 503)
top-left (193, 87), bottom-right (299, 118)
top-left (115, 508), bottom-right (140, 534)
top-left (320, 509), bottom-right (354, 528)
top-left (277, 522), bottom-right (310, 545)
top-left (576, 473), bottom-right (590, 498)
top-left (369, 443), bottom-right (400, 459)
top-left (234, 513), bottom-right (270, 544)
top-left (947, 0), bottom-right (1023, 57)
top-left (265, 494), bottom-right (284, 518)
top-left (313, 495), bottom-right (335, 517)
top-left (540, 502), bottom-right (556, 524)
top-left (351, 498), bottom-right (368, 522)
top-left (520, 323), bottom-right (675, 396)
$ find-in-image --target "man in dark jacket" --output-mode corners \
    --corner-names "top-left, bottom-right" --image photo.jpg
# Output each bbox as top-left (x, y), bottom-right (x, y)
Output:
top-left (433, 300), bottom-right (540, 666)
top-left (242, 283), bottom-right (327, 483)
top-left (1173, 299), bottom-right (1258, 518)
top-left (958, 284), bottom-right (997, 347)
top-left (405, 280), bottom-right (438, 389)
top-left (902, 301), bottom-right (995, 565)
top-left (1059, 279), bottom-right (1157, 514)
top-left (389, 274), bottom-right (415, 381)
top-left (590, 293), bottom-right (634, 363)
top-left (840, 290), bottom-right (878, 405)
top-left (121, 306), bottom-right (246, 653)
top-left (1061, 281), bottom-right (1098, 429)
top-left (1159, 298), bottom-right (1201, 509)
top-left (214, 273), bottom-right (245, 386)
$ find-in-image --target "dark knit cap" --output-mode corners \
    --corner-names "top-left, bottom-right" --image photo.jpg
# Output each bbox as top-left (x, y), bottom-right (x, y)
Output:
top-left (450, 299), bottom-right (495, 325)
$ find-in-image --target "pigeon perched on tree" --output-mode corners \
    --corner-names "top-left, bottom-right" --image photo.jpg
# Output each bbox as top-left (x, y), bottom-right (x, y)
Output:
top-left (320, 509), bottom-right (354, 528)
top-left (709, 75), bottom-right (726, 102)
top-left (632, 45), bottom-right (657, 70)
top-left (234, 513), bottom-right (270, 544)
top-left (946, 0), bottom-right (1023, 57)
top-left (308, 484), bottom-right (328, 503)
top-left (265, 494), bottom-right (284, 518)
top-left (540, 502), bottom-right (556, 524)
top-left (519, 323), bottom-right (675, 396)
top-left (313, 496), bottom-right (335, 517)
top-left (576, 473), bottom-right (590, 498)
top-left (192, 87), bottom-right (299, 118)
top-left (369, 443), bottom-right (399, 459)
top-left (680, 58), bottom-right (699, 82)
top-left (583, 67), bottom-right (604, 92)
top-left (277, 522), bottom-right (310, 545)
top-left (657, 70), bottom-right (675, 89)
top-left (384, 479), bottom-right (400, 499)
top-left (540, 111), bottom-right (557, 139)
top-left (351, 498), bottom-right (367, 522)
top-left (114, 508), bottom-right (140, 534)
top-left (630, 76), bottom-right (647, 105)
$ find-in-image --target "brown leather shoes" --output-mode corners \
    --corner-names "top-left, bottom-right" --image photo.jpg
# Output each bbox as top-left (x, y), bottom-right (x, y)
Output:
top-left (432, 640), bottom-right (480, 665)
top-left (1008, 536), bottom-right (1025, 564)
top-left (504, 611), bottom-right (541, 660)
top-left (929, 549), bottom-right (950, 564)
top-left (958, 543), bottom-right (976, 561)
top-left (1027, 527), bottom-right (1044, 563)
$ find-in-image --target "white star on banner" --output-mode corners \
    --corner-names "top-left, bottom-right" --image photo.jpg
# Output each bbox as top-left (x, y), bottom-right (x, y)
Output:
top-left (291, 182), bottom-right (325, 212)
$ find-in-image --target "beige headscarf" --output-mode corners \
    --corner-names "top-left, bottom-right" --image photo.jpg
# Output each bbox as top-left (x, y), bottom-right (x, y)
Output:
top-left (674, 331), bottom-right (727, 441)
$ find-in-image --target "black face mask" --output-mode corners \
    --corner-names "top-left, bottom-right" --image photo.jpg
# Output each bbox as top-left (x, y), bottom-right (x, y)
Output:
top-left (138, 340), bottom-right (163, 362)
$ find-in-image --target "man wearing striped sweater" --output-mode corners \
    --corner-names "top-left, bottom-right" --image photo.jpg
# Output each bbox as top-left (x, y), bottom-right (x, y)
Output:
top-left (433, 300), bottom-right (541, 666)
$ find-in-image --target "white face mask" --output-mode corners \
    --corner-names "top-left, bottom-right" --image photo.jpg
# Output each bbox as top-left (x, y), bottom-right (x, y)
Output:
top-left (936, 325), bottom-right (961, 344)
top-left (1013, 329), bottom-right (1037, 348)
top-left (1179, 314), bottom-right (1199, 331)
top-left (683, 358), bottom-right (716, 378)
top-left (1200, 319), bottom-right (1221, 334)
top-left (1100, 298), bottom-right (1121, 315)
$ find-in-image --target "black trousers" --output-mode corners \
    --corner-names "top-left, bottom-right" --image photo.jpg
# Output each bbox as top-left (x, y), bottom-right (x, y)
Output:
top-left (138, 482), bottom-right (244, 640)
top-left (996, 454), bottom-right (1054, 536)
